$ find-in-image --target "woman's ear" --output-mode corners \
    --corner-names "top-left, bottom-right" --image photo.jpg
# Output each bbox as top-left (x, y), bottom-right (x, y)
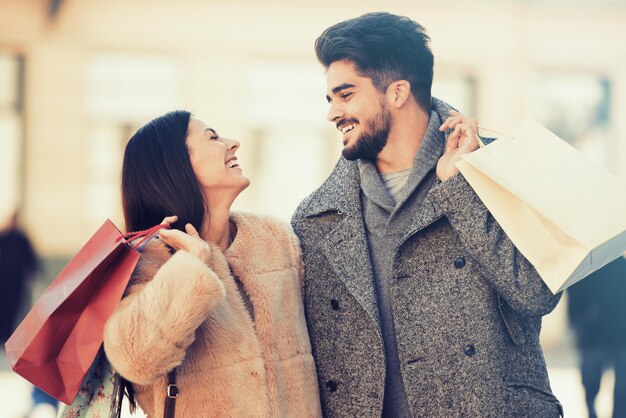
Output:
top-left (386, 80), bottom-right (411, 109)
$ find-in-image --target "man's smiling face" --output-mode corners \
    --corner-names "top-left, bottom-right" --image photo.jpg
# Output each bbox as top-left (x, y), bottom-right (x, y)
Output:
top-left (325, 60), bottom-right (392, 161)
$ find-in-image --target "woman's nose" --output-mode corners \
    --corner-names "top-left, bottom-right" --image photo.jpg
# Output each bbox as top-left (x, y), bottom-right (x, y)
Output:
top-left (222, 137), bottom-right (240, 151)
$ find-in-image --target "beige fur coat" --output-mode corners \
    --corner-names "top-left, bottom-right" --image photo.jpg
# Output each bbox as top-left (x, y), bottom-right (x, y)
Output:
top-left (103, 212), bottom-right (322, 417)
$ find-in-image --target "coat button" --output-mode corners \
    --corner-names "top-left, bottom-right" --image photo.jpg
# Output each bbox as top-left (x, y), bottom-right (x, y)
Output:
top-left (464, 344), bottom-right (476, 356)
top-left (326, 380), bottom-right (338, 392)
top-left (330, 299), bottom-right (340, 311)
top-left (454, 257), bottom-right (466, 269)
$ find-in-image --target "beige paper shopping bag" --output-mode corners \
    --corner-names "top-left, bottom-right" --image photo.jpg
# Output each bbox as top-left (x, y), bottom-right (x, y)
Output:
top-left (456, 119), bottom-right (626, 294)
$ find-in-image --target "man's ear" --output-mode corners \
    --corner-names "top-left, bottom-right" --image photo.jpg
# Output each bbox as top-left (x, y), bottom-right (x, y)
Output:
top-left (386, 80), bottom-right (411, 108)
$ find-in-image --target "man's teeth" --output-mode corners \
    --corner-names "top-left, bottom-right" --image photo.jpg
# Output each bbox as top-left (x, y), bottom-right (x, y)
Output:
top-left (226, 160), bottom-right (239, 168)
top-left (340, 124), bottom-right (356, 134)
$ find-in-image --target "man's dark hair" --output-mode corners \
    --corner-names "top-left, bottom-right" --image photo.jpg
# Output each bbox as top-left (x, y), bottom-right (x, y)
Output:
top-left (315, 12), bottom-right (434, 111)
top-left (122, 110), bottom-right (206, 234)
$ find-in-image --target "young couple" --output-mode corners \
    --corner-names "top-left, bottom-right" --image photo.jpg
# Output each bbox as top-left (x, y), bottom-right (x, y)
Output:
top-left (103, 12), bottom-right (563, 418)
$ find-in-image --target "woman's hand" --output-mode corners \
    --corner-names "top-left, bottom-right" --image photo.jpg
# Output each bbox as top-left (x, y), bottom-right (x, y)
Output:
top-left (436, 110), bottom-right (480, 181)
top-left (158, 216), bottom-right (211, 264)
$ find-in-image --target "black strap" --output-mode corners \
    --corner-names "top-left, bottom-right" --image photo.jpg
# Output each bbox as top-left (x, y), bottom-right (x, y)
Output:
top-left (164, 369), bottom-right (178, 418)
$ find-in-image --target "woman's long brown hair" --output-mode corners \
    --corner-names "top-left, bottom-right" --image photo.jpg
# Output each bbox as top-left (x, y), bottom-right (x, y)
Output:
top-left (117, 110), bottom-right (207, 414)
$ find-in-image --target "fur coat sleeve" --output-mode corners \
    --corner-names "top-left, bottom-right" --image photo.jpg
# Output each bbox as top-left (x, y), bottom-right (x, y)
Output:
top-left (103, 240), bottom-right (226, 385)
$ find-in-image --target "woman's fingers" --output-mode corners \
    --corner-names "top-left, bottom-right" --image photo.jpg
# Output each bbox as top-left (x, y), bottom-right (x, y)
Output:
top-left (158, 225), bottom-right (211, 264)
top-left (185, 223), bottom-right (200, 236)
top-left (160, 229), bottom-right (191, 249)
top-left (158, 228), bottom-right (187, 250)
top-left (160, 215), bottom-right (178, 226)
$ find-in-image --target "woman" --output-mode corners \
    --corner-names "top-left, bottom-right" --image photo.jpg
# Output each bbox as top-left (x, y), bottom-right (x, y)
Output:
top-left (103, 110), bottom-right (322, 417)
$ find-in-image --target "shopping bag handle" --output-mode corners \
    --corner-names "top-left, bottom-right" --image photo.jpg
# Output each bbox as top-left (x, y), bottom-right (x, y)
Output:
top-left (477, 126), bottom-right (516, 148)
top-left (117, 224), bottom-right (171, 249)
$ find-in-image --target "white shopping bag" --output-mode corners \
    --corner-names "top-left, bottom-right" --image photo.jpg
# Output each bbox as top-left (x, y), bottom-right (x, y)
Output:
top-left (456, 119), bottom-right (626, 294)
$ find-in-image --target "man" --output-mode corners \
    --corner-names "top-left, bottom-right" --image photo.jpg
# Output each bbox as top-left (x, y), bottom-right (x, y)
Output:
top-left (568, 256), bottom-right (626, 418)
top-left (292, 12), bottom-right (563, 417)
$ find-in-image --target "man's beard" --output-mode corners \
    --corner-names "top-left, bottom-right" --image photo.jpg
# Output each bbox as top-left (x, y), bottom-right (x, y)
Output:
top-left (342, 101), bottom-right (392, 161)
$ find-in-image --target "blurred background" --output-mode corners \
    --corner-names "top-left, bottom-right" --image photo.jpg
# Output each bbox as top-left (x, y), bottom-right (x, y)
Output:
top-left (1, 0), bottom-right (625, 417)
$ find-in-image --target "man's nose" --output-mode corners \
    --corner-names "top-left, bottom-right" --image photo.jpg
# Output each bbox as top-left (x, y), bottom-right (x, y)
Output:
top-left (327, 101), bottom-right (344, 123)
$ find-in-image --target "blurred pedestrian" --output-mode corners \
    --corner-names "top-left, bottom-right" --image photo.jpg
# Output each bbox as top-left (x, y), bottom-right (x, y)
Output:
top-left (568, 256), bottom-right (626, 418)
top-left (0, 210), bottom-right (38, 344)
top-left (0, 210), bottom-right (58, 418)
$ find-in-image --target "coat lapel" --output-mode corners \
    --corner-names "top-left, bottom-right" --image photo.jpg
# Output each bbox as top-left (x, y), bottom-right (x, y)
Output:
top-left (301, 158), bottom-right (381, 325)
top-left (399, 191), bottom-right (445, 249)
top-left (320, 215), bottom-right (380, 325)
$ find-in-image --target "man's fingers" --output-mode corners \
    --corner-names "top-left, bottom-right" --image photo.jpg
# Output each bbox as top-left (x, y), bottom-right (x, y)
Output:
top-left (446, 122), bottom-right (480, 153)
top-left (439, 111), bottom-right (479, 135)
top-left (439, 110), bottom-right (461, 131)
top-left (460, 130), bottom-right (480, 153)
top-left (446, 125), bottom-right (461, 152)
top-left (440, 116), bottom-right (461, 131)
top-left (455, 123), bottom-right (480, 152)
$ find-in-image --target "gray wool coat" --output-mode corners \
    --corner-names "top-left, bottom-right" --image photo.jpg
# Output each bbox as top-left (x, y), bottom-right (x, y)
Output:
top-left (292, 150), bottom-right (564, 417)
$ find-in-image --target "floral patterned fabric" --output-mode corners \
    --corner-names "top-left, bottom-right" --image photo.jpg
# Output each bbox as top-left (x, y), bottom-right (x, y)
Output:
top-left (58, 347), bottom-right (122, 418)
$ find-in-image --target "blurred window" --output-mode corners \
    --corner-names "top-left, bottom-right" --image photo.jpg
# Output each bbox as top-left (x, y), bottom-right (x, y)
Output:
top-left (531, 74), bottom-right (612, 171)
top-left (432, 74), bottom-right (477, 117)
top-left (241, 60), bottom-right (337, 220)
top-left (86, 53), bottom-right (182, 121)
top-left (242, 66), bottom-right (478, 220)
top-left (0, 53), bottom-right (24, 220)
top-left (84, 53), bottom-right (182, 230)
top-left (82, 123), bottom-right (135, 229)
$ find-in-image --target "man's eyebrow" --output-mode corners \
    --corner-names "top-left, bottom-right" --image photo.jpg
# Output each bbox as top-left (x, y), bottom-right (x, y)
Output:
top-left (326, 83), bottom-right (355, 103)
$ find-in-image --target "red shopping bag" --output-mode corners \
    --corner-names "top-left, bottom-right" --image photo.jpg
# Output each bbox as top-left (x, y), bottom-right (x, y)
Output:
top-left (4, 219), bottom-right (167, 404)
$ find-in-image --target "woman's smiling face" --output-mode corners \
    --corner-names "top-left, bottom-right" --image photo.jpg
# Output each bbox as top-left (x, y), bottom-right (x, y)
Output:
top-left (185, 117), bottom-right (250, 196)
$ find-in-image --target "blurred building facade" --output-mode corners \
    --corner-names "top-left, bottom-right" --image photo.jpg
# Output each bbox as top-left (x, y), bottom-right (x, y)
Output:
top-left (1, 1), bottom-right (626, 416)
top-left (1, 0), bottom-right (625, 255)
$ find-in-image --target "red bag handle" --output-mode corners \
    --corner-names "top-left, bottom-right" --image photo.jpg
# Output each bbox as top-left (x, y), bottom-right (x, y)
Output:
top-left (117, 223), bottom-right (171, 249)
